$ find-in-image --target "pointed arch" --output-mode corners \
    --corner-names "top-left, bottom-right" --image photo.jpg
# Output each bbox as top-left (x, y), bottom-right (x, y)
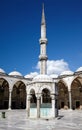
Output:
top-left (11, 81), bottom-right (26, 109)
top-left (58, 80), bottom-right (69, 109)
top-left (42, 88), bottom-right (51, 103)
top-left (0, 78), bottom-right (9, 109)
top-left (27, 86), bottom-right (37, 95)
top-left (71, 77), bottom-right (82, 109)
top-left (30, 89), bottom-right (37, 108)
top-left (38, 85), bottom-right (52, 94)
top-left (37, 85), bottom-right (52, 108)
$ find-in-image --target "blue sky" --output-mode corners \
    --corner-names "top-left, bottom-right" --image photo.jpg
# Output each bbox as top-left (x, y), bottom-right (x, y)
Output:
top-left (0, 0), bottom-right (82, 76)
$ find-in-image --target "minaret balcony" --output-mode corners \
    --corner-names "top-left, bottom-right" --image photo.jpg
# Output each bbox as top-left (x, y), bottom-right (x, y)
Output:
top-left (39, 38), bottom-right (48, 44)
top-left (39, 55), bottom-right (48, 61)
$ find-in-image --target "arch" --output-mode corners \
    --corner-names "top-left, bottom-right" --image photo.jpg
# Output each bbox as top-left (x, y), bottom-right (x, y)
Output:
top-left (42, 88), bottom-right (51, 103)
top-left (27, 86), bottom-right (37, 95)
top-left (58, 80), bottom-right (69, 109)
top-left (71, 75), bottom-right (82, 84)
top-left (58, 79), bottom-right (68, 87)
top-left (0, 78), bottom-right (9, 109)
top-left (0, 77), bottom-right (9, 85)
top-left (30, 89), bottom-right (37, 108)
top-left (38, 85), bottom-right (52, 94)
top-left (11, 81), bottom-right (26, 109)
top-left (71, 77), bottom-right (82, 109)
top-left (40, 88), bottom-right (52, 108)
top-left (11, 79), bottom-right (27, 89)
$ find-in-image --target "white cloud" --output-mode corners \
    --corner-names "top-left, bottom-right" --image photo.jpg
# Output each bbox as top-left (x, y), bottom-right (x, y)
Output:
top-left (25, 72), bottom-right (38, 78)
top-left (47, 59), bottom-right (70, 75)
top-left (29, 72), bottom-right (38, 77)
top-left (36, 62), bottom-right (40, 70)
top-left (36, 59), bottom-right (70, 75)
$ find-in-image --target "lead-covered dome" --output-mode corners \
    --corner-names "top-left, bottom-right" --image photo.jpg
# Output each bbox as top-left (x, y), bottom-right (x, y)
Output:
top-left (60, 70), bottom-right (74, 76)
top-left (76, 67), bottom-right (82, 72)
top-left (0, 68), bottom-right (6, 75)
top-left (9, 71), bottom-right (22, 77)
top-left (0, 68), bottom-right (6, 74)
top-left (50, 74), bottom-right (58, 78)
top-left (24, 74), bottom-right (33, 79)
top-left (33, 74), bottom-right (53, 82)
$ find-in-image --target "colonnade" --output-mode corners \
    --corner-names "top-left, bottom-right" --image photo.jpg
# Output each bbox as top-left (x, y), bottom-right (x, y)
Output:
top-left (0, 77), bottom-right (82, 111)
top-left (7, 86), bottom-right (82, 111)
top-left (0, 87), bottom-right (81, 111)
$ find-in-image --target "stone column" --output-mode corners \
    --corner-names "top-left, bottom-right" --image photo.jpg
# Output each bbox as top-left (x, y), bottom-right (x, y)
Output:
top-left (68, 90), bottom-right (72, 109)
top-left (37, 96), bottom-right (41, 118)
top-left (51, 95), bottom-right (55, 118)
top-left (41, 95), bottom-right (42, 104)
top-left (26, 94), bottom-right (28, 110)
top-left (27, 95), bottom-right (31, 118)
top-left (8, 89), bottom-right (12, 110)
top-left (51, 94), bottom-right (58, 118)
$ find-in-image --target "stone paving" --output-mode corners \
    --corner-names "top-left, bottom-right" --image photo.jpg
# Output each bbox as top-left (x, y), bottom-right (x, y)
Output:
top-left (0, 109), bottom-right (82, 130)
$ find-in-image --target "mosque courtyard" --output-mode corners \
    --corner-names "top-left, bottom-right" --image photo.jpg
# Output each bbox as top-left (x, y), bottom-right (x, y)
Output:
top-left (0, 110), bottom-right (82, 130)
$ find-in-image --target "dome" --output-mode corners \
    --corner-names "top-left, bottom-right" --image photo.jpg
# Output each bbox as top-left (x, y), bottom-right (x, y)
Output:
top-left (0, 68), bottom-right (6, 74)
top-left (60, 70), bottom-right (74, 76)
top-left (24, 74), bottom-right (33, 79)
top-left (50, 74), bottom-right (58, 78)
top-left (33, 74), bottom-right (53, 82)
top-left (9, 71), bottom-right (22, 77)
top-left (76, 67), bottom-right (82, 72)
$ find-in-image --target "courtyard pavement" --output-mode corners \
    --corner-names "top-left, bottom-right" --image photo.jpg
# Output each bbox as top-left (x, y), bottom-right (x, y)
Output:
top-left (0, 109), bottom-right (82, 130)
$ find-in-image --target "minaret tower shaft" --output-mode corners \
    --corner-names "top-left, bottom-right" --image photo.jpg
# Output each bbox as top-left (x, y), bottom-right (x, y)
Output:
top-left (39, 4), bottom-right (48, 75)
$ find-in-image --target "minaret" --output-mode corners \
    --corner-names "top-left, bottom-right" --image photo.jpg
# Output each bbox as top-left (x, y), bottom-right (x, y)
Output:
top-left (39, 4), bottom-right (48, 75)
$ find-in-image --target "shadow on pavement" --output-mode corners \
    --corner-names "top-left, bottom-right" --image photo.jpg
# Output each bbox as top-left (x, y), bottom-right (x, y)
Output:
top-left (57, 115), bottom-right (64, 120)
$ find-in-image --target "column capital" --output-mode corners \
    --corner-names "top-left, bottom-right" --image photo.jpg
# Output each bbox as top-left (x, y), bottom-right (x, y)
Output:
top-left (37, 94), bottom-right (41, 100)
top-left (68, 89), bottom-right (71, 92)
top-left (37, 96), bottom-right (41, 100)
top-left (27, 95), bottom-right (32, 100)
top-left (9, 88), bottom-right (12, 92)
top-left (51, 94), bottom-right (55, 100)
top-left (36, 93), bottom-right (41, 99)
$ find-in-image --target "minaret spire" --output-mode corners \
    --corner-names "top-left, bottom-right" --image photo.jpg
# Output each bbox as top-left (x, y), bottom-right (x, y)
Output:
top-left (40, 3), bottom-right (47, 40)
top-left (41, 3), bottom-right (46, 25)
top-left (39, 4), bottom-right (48, 75)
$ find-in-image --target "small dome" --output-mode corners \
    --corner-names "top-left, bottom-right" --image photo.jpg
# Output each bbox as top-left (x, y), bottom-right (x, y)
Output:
top-left (33, 74), bottom-right (53, 82)
top-left (76, 67), bottom-right (82, 72)
top-left (0, 68), bottom-right (5, 74)
top-left (50, 74), bottom-right (58, 78)
top-left (24, 74), bottom-right (33, 79)
top-left (9, 71), bottom-right (22, 77)
top-left (60, 70), bottom-right (73, 76)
